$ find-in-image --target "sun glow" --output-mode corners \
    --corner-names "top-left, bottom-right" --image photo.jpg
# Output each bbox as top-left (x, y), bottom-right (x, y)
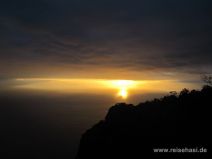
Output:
top-left (12, 78), bottom-right (196, 99)
top-left (110, 80), bottom-right (136, 99)
top-left (118, 88), bottom-right (128, 99)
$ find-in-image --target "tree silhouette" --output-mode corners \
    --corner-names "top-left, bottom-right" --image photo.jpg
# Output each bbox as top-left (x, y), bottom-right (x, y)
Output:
top-left (179, 88), bottom-right (189, 97)
top-left (202, 74), bottom-right (212, 86)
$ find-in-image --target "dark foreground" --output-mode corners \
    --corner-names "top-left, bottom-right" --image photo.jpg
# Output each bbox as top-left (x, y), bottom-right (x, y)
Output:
top-left (0, 93), bottom-right (112, 159)
top-left (77, 86), bottom-right (211, 159)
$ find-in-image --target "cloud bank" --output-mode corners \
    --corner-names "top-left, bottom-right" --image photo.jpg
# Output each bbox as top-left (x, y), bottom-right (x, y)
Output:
top-left (0, 0), bottom-right (212, 80)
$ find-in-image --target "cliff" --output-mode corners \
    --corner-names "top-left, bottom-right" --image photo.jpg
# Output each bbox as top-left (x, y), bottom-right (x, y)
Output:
top-left (76, 86), bottom-right (211, 159)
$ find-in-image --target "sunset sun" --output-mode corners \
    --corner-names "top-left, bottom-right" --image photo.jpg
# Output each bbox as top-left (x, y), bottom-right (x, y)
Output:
top-left (118, 88), bottom-right (128, 99)
top-left (110, 80), bottom-right (136, 99)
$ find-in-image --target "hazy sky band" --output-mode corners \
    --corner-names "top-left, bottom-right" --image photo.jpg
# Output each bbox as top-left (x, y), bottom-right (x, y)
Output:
top-left (0, 78), bottom-right (201, 96)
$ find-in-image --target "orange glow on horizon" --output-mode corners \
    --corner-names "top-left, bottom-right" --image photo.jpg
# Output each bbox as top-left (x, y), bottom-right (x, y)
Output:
top-left (13, 78), bottom-right (200, 98)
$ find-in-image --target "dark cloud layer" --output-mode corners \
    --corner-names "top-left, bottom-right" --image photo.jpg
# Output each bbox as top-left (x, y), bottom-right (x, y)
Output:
top-left (0, 0), bottom-right (212, 78)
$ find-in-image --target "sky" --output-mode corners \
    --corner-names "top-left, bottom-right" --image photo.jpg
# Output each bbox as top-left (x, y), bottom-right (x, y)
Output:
top-left (0, 0), bottom-right (212, 93)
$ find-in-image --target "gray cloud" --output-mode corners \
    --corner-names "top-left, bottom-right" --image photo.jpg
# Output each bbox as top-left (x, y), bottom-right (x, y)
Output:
top-left (0, 0), bottom-right (212, 79)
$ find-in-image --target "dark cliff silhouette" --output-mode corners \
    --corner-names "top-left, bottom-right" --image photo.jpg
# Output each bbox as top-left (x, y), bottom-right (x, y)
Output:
top-left (76, 86), bottom-right (211, 159)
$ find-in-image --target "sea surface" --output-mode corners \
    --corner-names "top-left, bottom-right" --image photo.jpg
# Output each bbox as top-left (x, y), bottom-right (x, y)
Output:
top-left (0, 91), bottom-right (165, 159)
